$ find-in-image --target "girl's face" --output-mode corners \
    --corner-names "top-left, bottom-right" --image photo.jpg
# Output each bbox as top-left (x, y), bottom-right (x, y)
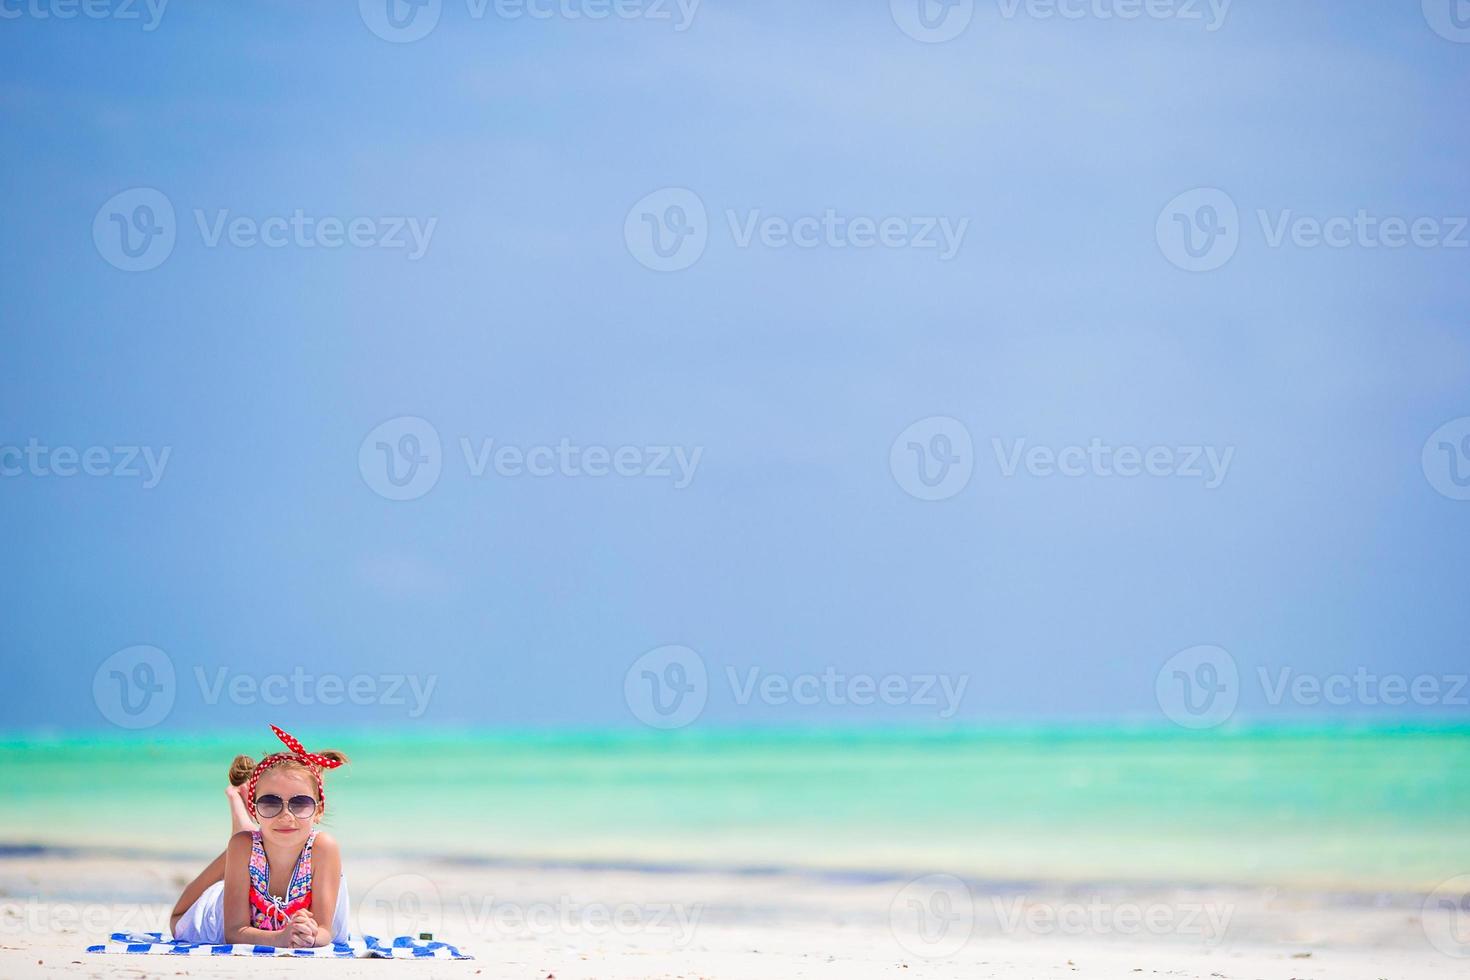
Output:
top-left (252, 767), bottom-right (321, 843)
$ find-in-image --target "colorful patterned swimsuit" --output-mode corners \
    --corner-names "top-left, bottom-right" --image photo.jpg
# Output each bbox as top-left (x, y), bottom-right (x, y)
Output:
top-left (247, 829), bottom-right (316, 931)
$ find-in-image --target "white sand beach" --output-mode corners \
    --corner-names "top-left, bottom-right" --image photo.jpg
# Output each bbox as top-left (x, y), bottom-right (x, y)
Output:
top-left (2, 850), bottom-right (1462, 979)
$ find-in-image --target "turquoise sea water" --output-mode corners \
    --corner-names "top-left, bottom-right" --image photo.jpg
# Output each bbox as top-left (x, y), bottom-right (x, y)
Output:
top-left (1, 725), bottom-right (1465, 891)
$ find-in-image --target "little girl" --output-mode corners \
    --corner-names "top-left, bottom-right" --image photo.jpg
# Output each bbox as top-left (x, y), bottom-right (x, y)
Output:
top-left (170, 725), bottom-right (351, 948)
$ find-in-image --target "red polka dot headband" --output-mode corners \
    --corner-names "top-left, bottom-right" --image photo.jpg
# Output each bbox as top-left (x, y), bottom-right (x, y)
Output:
top-left (244, 725), bottom-right (344, 819)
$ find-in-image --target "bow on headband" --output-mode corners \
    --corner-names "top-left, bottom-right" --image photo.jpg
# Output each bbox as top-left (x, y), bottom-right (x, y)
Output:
top-left (244, 725), bottom-right (344, 819)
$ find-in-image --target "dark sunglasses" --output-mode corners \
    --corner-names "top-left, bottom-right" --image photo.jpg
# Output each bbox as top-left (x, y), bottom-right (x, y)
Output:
top-left (254, 794), bottom-right (318, 819)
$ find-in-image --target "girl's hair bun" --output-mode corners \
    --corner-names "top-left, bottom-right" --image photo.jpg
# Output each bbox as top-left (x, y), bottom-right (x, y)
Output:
top-left (228, 747), bottom-right (348, 789)
top-left (227, 754), bottom-right (256, 786)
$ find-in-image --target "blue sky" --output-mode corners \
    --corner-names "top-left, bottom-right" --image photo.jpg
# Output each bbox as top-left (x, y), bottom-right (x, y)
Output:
top-left (2, 0), bottom-right (1468, 732)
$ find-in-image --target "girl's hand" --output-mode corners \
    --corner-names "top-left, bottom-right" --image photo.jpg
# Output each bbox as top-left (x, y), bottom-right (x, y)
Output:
top-left (288, 909), bottom-right (319, 947)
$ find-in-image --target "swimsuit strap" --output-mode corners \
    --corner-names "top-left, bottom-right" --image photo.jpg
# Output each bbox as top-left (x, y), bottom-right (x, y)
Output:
top-left (247, 829), bottom-right (317, 930)
top-left (292, 829), bottom-right (318, 895)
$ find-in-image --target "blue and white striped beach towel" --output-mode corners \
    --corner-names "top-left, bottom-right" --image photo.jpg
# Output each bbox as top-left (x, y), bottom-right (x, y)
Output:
top-left (87, 931), bottom-right (473, 959)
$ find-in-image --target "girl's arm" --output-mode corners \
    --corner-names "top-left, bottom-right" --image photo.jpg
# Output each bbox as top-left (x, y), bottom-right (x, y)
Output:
top-left (303, 832), bottom-right (343, 947)
top-left (221, 831), bottom-right (295, 947)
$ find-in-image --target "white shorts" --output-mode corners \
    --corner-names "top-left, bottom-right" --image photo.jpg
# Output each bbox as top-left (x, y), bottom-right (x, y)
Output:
top-left (172, 877), bottom-right (351, 945)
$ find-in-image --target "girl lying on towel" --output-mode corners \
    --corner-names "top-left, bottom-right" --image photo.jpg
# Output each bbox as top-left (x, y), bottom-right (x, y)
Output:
top-left (170, 725), bottom-right (350, 948)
